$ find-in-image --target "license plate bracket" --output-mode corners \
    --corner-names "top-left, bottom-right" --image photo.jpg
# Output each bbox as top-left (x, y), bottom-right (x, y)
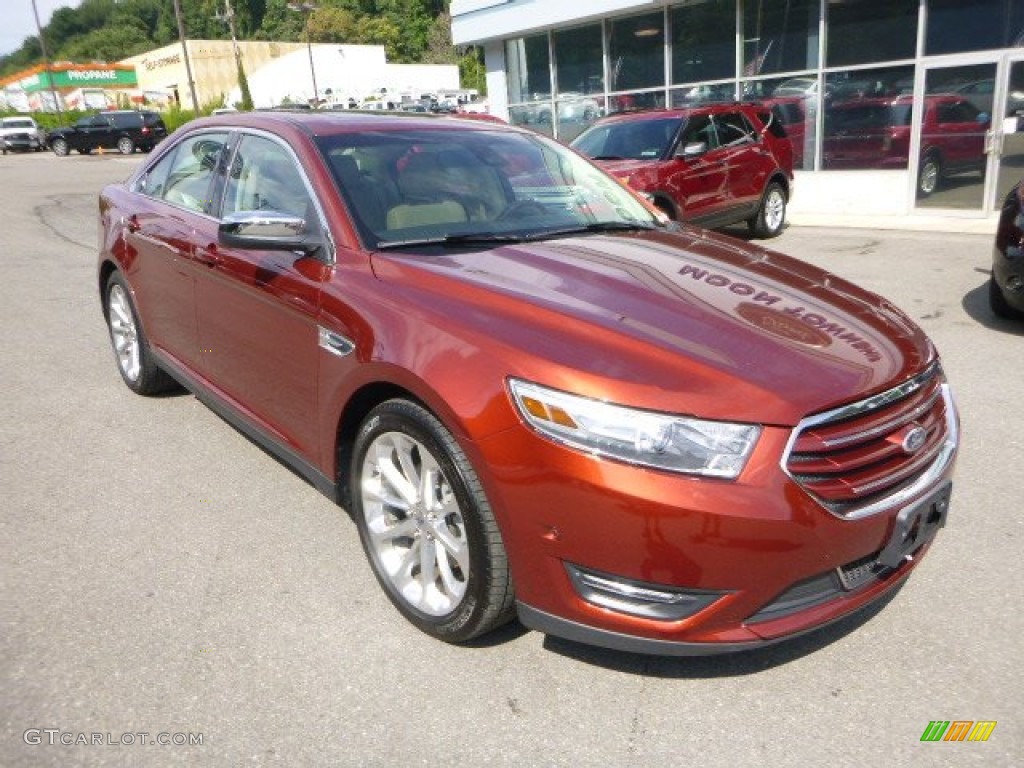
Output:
top-left (876, 482), bottom-right (952, 569)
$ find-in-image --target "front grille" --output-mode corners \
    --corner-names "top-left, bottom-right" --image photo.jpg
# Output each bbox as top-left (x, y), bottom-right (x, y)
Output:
top-left (784, 363), bottom-right (957, 519)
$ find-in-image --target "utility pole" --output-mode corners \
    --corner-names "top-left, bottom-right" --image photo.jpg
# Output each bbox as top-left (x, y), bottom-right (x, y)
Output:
top-left (30, 0), bottom-right (63, 121)
top-left (216, 0), bottom-right (248, 107)
top-left (288, 3), bottom-right (319, 107)
top-left (172, 0), bottom-right (201, 111)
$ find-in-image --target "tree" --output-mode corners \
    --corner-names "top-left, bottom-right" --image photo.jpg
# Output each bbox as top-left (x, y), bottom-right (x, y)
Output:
top-left (306, 7), bottom-right (358, 43)
top-left (422, 11), bottom-right (455, 65)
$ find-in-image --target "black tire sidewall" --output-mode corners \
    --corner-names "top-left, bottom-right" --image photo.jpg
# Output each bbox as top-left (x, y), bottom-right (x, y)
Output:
top-left (351, 400), bottom-right (498, 642)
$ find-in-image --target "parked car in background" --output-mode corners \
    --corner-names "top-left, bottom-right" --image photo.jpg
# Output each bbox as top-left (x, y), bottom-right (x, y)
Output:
top-left (0, 116), bottom-right (45, 153)
top-left (571, 103), bottom-right (794, 237)
top-left (823, 94), bottom-right (988, 196)
top-left (97, 110), bottom-right (958, 655)
top-left (992, 182), bottom-right (1024, 319)
top-left (47, 110), bottom-right (167, 156)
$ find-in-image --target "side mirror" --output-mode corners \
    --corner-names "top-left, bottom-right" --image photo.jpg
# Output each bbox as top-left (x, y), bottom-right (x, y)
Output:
top-left (677, 141), bottom-right (707, 158)
top-left (977, 112), bottom-right (991, 125)
top-left (218, 210), bottom-right (321, 254)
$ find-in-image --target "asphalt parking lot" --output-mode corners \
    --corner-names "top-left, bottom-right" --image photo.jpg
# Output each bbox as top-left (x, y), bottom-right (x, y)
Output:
top-left (1, 150), bottom-right (1021, 767)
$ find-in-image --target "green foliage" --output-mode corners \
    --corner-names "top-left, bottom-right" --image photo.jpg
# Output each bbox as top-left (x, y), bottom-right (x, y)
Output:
top-left (236, 57), bottom-right (254, 111)
top-left (459, 47), bottom-right (487, 96)
top-left (1, 0), bottom-right (484, 94)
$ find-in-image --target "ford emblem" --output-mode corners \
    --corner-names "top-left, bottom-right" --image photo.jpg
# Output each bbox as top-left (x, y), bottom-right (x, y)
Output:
top-left (901, 425), bottom-right (928, 454)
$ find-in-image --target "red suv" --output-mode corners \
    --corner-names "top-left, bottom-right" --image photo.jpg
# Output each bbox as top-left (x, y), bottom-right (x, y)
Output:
top-left (571, 104), bottom-right (795, 237)
top-left (98, 112), bottom-right (957, 655)
top-left (823, 94), bottom-right (987, 196)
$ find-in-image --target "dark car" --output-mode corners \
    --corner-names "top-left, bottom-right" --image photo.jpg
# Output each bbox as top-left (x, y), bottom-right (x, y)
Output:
top-left (98, 111), bottom-right (958, 655)
top-left (823, 94), bottom-right (988, 197)
top-left (570, 103), bottom-right (794, 238)
top-left (992, 183), bottom-right (1024, 319)
top-left (48, 110), bottom-right (167, 156)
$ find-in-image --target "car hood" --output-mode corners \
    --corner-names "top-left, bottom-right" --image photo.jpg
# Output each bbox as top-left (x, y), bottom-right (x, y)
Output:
top-left (371, 228), bottom-right (934, 426)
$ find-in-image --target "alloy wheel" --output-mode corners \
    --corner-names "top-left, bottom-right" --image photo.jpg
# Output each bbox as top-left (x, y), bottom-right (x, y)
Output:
top-left (108, 283), bottom-right (140, 382)
top-left (360, 431), bottom-right (470, 616)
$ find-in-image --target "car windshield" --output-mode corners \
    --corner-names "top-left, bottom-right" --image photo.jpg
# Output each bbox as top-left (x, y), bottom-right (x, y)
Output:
top-left (570, 116), bottom-right (680, 161)
top-left (3, 119), bottom-right (33, 128)
top-left (315, 127), bottom-right (659, 250)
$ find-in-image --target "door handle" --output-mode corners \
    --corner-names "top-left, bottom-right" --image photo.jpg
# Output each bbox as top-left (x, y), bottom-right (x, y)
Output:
top-left (194, 243), bottom-right (222, 267)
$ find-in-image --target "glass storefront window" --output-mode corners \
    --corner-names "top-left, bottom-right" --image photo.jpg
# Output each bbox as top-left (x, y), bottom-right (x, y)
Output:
top-left (608, 12), bottom-right (665, 92)
top-left (671, 0), bottom-right (735, 84)
top-left (506, 34), bottom-right (551, 105)
top-left (555, 25), bottom-right (603, 96)
top-left (669, 82), bottom-right (737, 107)
top-left (557, 94), bottom-right (605, 143)
top-left (927, 0), bottom-right (1024, 56)
top-left (741, 75), bottom-right (819, 170)
top-left (743, 0), bottom-right (819, 76)
top-left (821, 65), bottom-right (915, 171)
top-left (827, 0), bottom-right (918, 68)
top-left (608, 90), bottom-right (665, 114)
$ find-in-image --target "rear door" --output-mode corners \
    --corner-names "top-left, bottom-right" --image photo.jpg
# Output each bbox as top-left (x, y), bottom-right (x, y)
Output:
top-left (713, 110), bottom-right (773, 214)
top-left (123, 131), bottom-right (231, 369)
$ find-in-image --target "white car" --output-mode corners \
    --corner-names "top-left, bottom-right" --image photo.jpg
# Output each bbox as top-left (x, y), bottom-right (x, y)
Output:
top-left (0, 116), bottom-right (45, 153)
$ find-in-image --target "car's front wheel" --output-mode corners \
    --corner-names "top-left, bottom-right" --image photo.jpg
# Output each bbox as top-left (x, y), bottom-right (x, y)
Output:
top-left (104, 272), bottom-right (177, 395)
top-left (117, 136), bottom-right (135, 155)
top-left (51, 138), bottom-right (69, 156)
top-left (749, 181), bottom-right (787, 238)
top-left (351, 399), bottom-right (515, 643)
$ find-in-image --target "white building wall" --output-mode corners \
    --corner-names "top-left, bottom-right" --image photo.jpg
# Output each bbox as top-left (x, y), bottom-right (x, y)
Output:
top-left (226, 44), bottom-right (458, 108)
top-left (451, 0), bottom-right (655, 45)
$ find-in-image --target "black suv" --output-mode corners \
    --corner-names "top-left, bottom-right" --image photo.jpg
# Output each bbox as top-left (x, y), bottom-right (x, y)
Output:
top-left (48, 111), bottom-right (167, 156)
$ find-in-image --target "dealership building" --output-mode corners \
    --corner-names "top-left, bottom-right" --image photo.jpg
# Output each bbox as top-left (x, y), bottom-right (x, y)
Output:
top-left (452, 0), bottom-right (1024, 226)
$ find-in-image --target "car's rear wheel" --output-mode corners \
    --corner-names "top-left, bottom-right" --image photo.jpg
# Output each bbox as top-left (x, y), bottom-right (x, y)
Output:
top-left (989, 273), bottom-right (1024, 319)
top-left (80, 147), bottom-right (92, 155)
top-left (51, 138), bottom-right (69, 156)
top-left (117, 136), bottom-right (135, 155)
top-left (351, 399), bottom-right (515, 643)
top-left (749, 181), bottom-right (787, 238)
top-left (918, 154), bottom-right (942, 197)
top-left (104, 273), bottom-right (177, 395)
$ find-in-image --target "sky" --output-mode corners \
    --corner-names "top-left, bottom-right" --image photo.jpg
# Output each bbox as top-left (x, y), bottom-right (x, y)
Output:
top-left (1, 0), bottom-right (84, 58)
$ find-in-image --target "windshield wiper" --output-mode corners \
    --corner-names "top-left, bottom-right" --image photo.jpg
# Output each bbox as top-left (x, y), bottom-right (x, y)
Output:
top-left (527, 221), bottom-right (659, 240)
top-left (375, 232), bottom-right (525, 250)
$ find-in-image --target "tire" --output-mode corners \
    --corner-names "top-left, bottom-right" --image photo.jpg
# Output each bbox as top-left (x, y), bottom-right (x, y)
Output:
top-left (104, 272), bottom-right (178, 395)
top-left (748, 181), bottom-right (787, 238)
top-left (80, 147), bottom-right (92, 155)
top-left (117, 136), bottom-right (135, 155)
top-left (351, 399), bottom-right (515, 643)
top-left (51, 138), bottom-right (69, 156)
top-left (918, 154), bottom-right (942, 197)
top-left (989, 273), bottom-right (1024, 319)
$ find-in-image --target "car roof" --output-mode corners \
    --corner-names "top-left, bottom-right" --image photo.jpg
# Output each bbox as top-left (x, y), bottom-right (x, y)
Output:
top-left (188, 110), bottom-right (520, 138)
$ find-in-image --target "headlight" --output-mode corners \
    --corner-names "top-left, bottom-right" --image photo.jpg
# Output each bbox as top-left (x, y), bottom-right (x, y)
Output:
top-left (508, 379), bottom-right (760, 479)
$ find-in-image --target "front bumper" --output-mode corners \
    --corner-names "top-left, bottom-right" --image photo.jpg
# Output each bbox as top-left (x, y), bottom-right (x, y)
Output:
top-left (2, 136), bottom-right (41, 152)
top-left (476, 402), bottom-right (956, 654)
